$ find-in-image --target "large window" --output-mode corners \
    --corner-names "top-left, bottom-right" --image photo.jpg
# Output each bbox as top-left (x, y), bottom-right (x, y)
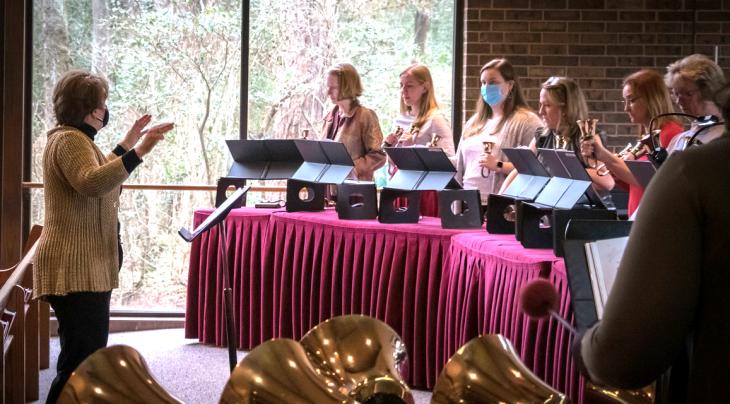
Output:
top-left (31, 0), bottom-right (454, 311)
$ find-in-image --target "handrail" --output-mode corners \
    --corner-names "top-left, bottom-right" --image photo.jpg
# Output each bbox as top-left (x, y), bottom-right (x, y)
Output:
top-left (21, 182), bottom-right (287, 193)
top-left (0, 227), bottom-right (41, 313)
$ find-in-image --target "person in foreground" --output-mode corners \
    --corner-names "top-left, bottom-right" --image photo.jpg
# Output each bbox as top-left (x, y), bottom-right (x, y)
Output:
top-left (321, 62), bottom-right (386, 181)
top-left (34, 70), bottom-right (174, 403)
top-left (576, 83), bottom-right (730, 403)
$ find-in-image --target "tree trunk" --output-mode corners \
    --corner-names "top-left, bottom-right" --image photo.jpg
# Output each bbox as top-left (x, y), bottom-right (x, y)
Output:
top-left (91, 0), bottom-right (109, 73)
top-left (414, 9), bottom-right (431, 57)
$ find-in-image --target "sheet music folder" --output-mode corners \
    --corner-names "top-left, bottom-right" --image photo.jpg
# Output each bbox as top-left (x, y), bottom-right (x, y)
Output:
top-left (625, 160), bottom-right (657, 189)
top-left (291, 140), bottom-right (354, 184)
top-left (384, 146), bottom-right (459, 191)
top-left (226, 139), bottom-right (302, 179)
top-left (533, 149), bottom-right (591, 209)
top-left (178, 186), bottom-right (250, 242)
top-left (501, 148), bottom-right (550, 199)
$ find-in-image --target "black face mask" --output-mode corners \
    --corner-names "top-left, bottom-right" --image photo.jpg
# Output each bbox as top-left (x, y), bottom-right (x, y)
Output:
top-left (93, 108), bottom-right (110, 128)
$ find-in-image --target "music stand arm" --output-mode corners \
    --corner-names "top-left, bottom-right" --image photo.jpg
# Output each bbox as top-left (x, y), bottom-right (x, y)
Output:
top-left (217, 219), bottom-right (238, 372)
top-left (178, 186), bottom-right (249, 373)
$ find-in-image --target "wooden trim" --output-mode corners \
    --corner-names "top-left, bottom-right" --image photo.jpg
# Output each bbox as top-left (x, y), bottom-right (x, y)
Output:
top-left (1, 0), bottom-right (29, 268)
top-left (21, 182), bottom-right (287, 193)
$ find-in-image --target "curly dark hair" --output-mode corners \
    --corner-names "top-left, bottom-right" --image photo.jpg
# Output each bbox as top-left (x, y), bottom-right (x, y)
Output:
top-left (52, 70), bottom-right (108, 126)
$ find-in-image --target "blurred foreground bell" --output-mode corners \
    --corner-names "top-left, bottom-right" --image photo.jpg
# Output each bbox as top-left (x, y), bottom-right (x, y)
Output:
top-left (300, 315), bottom-right (414, 404)
top-left (432, 334), bottom-right (568, 404)
top-left (585, 381), bottom-right (654, 404)
top-left (219, 338), bottom-right (348, 404)
top-left (58, 345), bottom-right (182, 404)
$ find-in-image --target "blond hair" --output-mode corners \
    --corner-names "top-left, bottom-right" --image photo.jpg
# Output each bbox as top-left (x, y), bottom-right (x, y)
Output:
top-left (665, 54), bottom-right (726, 102)
top-left (327, 63), bottom-right (363, 101)
top-left (541, 76), bottom-right (589, 141)
top-left (400, 63), bottom-right (440, 130)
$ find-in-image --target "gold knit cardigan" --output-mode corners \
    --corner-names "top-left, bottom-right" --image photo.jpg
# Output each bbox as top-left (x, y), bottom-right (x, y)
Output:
top-left (33, 126), bottom-right (130, 299)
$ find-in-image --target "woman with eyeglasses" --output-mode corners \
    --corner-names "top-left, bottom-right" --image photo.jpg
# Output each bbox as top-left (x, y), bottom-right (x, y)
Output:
top-left (383, 63), bottom-right (455, 216)
top-left (664, 54), bottom-right (726, 154)
top-left (584, 69), bottom-right (683, 217)
top-left (500, 76), bottom-right (614, 194)
top-left (454, 58), bottom-right (541, 206)
top-left (575, 83), bottom-right (730, 404)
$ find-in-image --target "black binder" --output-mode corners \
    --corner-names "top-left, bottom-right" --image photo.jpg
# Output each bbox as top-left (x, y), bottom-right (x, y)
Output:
top-left (384, 147), bottom-right (459, 191)
top-left (562, 219), bottom-right (633, 331)
top-left (226, 139), bottom-right (302, 179)
top-left (625, 159), bottom-right (657, 189)
top-left (291, 140), bottom-right (354, 184)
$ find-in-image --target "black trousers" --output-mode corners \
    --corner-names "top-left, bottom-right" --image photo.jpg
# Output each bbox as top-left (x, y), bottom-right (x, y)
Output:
top-left (45, 291), bottom-right (112, 404)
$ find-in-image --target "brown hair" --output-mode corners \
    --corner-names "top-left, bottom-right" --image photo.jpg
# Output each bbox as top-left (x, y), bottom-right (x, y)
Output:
top-left (327, 63), bottom-right (363, 102)
top-left (623, 69), bottom-right (680, 131)
top-left (463, 58), bottom-right (530, 138)
top-left (52, 70), bottom-right (108, 126)
top-left (400, 63), bottom-right (440, 130)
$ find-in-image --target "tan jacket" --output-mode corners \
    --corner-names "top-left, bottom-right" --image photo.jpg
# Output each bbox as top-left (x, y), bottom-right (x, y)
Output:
top-left (33, 127), bottom-right (129, 298)
top-left (321, 104), bottom-right (386, 181)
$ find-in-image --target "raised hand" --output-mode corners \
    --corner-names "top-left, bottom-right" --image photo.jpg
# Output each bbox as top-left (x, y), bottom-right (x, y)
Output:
top-left (120, 114), bottom-right (152, 150)
top-left (134, 122), bottom-right (174, 158)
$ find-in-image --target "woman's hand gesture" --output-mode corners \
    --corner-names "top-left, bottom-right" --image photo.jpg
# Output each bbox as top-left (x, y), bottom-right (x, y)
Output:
top-left (119, 114), bottom-right (152, 150)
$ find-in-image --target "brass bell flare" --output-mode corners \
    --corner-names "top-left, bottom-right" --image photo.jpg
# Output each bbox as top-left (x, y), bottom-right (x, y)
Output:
top-left (585, 381), bottom-right (655, 404)
top-left (58, 345), bottom-right (182, 404)
top-left (300, 315), bottom-right (414, 404)
top-left (219, 338), bottom-right (349, 404)
top-left (431, 334), bottom-right (568, 404)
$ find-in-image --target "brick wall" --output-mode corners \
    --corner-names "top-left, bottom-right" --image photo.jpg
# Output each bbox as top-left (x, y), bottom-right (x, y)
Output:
top-left (463, 0), bottom-right (730, 149)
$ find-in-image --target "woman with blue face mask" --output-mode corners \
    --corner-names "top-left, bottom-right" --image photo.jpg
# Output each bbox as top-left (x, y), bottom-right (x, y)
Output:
top-left (454, 58), bottom-right (542, 206)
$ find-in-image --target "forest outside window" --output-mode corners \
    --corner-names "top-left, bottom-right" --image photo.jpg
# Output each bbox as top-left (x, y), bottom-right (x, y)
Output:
top-left (30, 0), bottom-right (454, 311)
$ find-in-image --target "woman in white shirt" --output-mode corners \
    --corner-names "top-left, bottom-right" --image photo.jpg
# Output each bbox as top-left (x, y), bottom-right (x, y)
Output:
top-left (383, 63), bottom-right (455, 156)
top-left (454, 58), bottom-right (541, 206)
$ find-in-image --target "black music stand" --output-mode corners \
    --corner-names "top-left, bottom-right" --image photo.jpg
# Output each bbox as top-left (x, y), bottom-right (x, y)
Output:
top-left (225, 139), bottom-right (302, 180)
top-left (516, 149), bottom-right (592, 248)
top-left (381, 146), bottom-right (458, 223)
top-left (287, 140), bottom-right (354, 212)
top-left (562, 219), bottom-right (633, 331)
top-left (625, 160), bottom-right (657, 189)
top-left (485, 147), bottom-right (550, 234)
top-left (178, 186), bottom-right (249, 372)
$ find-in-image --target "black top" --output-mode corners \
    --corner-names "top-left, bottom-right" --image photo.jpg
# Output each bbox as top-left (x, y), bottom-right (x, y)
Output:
top-left (74, 123), bottom-right (142, 174)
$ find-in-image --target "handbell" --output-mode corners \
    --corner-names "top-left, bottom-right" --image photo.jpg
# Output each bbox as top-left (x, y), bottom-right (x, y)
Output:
top-left (431, 334), bottom-right (568, 404)
top-left (428, 132), bottom-right (441, 148)
top-left (577, 118), bottom-right (599, 143)
top-left (58, 345), bottom-right (182, 404)
top-left (300, 315), bottom-right (414, 404)
top-left (219, 338), bottom-right (349, 404)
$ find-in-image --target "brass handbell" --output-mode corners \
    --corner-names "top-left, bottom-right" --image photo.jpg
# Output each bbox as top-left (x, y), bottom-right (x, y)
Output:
top-left (300, 315), bottom-right (414, 404)
top-left (431, 334), bottom-right (568, 404)
top-left (219, 338), bottom-right (349, 404)
top-left (577, 118), bottom-right (600, 169)
top-left (428, 132), bottom-right (441, 148)
top-left (480, 135), bottom-right (499, 178)
top-left (58, 345), bottom-right (182, 404)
